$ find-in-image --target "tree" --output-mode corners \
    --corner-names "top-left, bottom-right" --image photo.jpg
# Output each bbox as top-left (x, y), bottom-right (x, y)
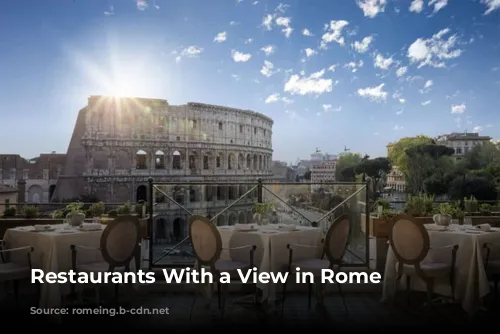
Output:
top-left (303, 170), bottom-right (311, 181)
top-left (356, 157), bottom-right (391, 199)
top-left (336, 152), bottom-right (362, 181)
top-left (388, 135), bottom-right (433, 175)
top-left (404, 143), bottom-right (455, 194)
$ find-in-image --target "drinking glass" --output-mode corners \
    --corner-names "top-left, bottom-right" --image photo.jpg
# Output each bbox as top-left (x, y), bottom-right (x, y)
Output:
top-left (450, 219), bottom-right (459, 230)
top-left (463, 217), bottom-right (472, 229)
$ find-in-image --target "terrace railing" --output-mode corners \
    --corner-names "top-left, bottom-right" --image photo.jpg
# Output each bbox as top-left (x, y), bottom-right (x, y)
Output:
top-left (146, 178), bottom-right (371, 268)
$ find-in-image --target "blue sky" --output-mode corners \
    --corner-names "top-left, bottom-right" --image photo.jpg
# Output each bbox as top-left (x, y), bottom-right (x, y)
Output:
top-left (1, 0), bottom-right (499, 163)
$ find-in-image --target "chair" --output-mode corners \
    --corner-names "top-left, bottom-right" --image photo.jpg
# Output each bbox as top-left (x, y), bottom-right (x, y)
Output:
top-left (188, 215), bottom-right (257, 319)
top-left (70, 215), bottom-right (141, 304)
top-left (282, 214), bottom-right (350, 313)
top-left (0, 240), bottom-right (34, 305)
top-left (389, 214), bottom-right (458, 306)
top-left (483, 242), bottom-right (500, 301)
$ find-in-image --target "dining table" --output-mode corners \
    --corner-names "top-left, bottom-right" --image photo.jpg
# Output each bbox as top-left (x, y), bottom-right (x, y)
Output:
top-left (382, 224), bottom-right (500, 315)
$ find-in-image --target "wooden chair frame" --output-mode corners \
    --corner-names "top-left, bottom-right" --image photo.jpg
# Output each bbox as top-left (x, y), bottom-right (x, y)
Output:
top-left (0, 240), bottom-right (35, 305)
top-left (188, 215), bottom-right (257, 319)
top-left (282, 213), bottom-right (350, 313)
top-left (483, 242), bottom-right (500, 301)
top-left (389, 214), bottom-right (458, 307)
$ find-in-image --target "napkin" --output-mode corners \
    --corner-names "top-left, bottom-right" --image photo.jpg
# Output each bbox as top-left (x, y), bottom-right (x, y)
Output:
top-left (424, 224), bottom-right (447, 231)
top-left (475, 223), bottom-right (491, 231)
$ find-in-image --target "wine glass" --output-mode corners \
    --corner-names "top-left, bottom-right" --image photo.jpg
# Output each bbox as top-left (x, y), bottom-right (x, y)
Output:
top-left (463, 217), bottom-right (472, 230)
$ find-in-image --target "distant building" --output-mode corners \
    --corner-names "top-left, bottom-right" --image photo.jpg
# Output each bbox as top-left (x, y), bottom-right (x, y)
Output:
top-left (386, 166), bottom-right (406, 192)
top-left (271, 161), bottom-right (297, 182)
top-left (0, 153), bottom-right (64, 203)
top-left (435, 132), bottom-right (491, 160)
top-left (311, 159), bottom-right (337, 192)
top-left (0, 185), bottom-right (18, 216)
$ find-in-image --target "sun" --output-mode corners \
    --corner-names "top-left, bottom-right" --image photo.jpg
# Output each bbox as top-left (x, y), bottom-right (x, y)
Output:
top-left (109, 82), bottom-right (137, 98)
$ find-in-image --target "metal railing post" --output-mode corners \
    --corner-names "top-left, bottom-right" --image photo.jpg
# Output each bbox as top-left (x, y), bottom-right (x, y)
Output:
top-left (257, 178), bottom-right (263, 203)
top-left (147, 177), bottom-right (154, 271)
top-left (365, 178), bottom-right (371, 268)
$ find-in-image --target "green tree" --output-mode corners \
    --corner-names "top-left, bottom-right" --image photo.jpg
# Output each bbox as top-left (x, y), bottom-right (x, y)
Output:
top-left (303, 170), bottom-right (311, 181)
top-left (405, 143), bottom-right (455, 194)
top-left (356, 157), bottom-right (391, 199)
top-left (336, 152), bottom-right (362, 181)
top-left (388, 135), bottom-right (433, 175)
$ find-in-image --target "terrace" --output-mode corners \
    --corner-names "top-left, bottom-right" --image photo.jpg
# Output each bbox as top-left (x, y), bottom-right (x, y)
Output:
top-left (1, 179), bottom-right (499, 329)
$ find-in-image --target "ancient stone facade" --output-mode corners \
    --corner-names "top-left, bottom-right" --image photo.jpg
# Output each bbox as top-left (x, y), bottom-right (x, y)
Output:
top-left (53, 96), bottom-right (274, 243)
top-left (0, 153), bottom-right (65, 203)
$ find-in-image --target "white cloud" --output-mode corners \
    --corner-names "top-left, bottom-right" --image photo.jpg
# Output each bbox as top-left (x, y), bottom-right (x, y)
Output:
top-left (429, 0), bottom-right (448, 13)
top-left (345, 60), bottom-right (364, 72)
top-left (137, 0), bottom-right (148, 10)
top-left (231, 74), bottom-right (240, 81)
top-left (231, 50), bottom-right (252, 62)
top-left (176, 46), bottom-right (203, 62)
top-left (264, 93), bottom-right (293, 104)
top-left (284, 69), bottom-right (335, 96)
top-left (473, 125), bottom-right (483, 132)
top-left (265, 93), bottom-right (280, 103)
top-left (352, 36), bottom-right (373, 53)
top-left (260, 61), bottom-right (278, 77)
top-left (396, 110), bottom-right (404, 115)
top-left (322, 104), bottom-right (332, 112)
top-left (409, 0), bottom-right (424, 13)
top-left (275, 17), bottom-right (293, 38)
top-left (424, 80), bottom-right (433, 89)
top-left (407, 28), bottom-right (462, 68)
top-left (357, 0), bottom-right (387, 18)
top-left (104, 6), bottom-right (114, 16)
top-left (245, 38), bottom-right (253, 44)
top-left (374, 54), bottom-right (393, 70)
top-left (304, 48), bottom-right (317, 57)
top-left (261, 45), bottom-right (276, 56)
top-left (302, 29), bottom-right (313, 36)
top-left (396, 66), bottom-right (408, 77)
top-left (422, 100), bottom-right (431, 106)
top-left (451, 103), bottom-right (466, 114)
top-left (213, 32), bottom-right (227, 43)
top-left (357, 83), bottom-right (388, 102)
top-left (394, 125), bottom-right (404, 130)
top-left (327, 64), bottom-right (338, 72)
top-left (482, 0), bottom-right (500, 14)
top-left (261, 14), bottom-right (274, 30)
top-left (229, 21), bottom-right (239, 26)
top-left (320, 20), bottom-right (349, 49)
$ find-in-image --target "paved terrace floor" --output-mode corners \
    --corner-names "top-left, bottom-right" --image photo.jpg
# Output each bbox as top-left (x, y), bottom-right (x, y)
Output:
top-left (2, 283), bottom-right (499, 331)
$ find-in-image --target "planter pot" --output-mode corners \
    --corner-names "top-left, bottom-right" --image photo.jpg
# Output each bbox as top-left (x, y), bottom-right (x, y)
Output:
top-left (253, 213), bottom-right (269, 225)
top-left (66, 212), bottom-right (85, 227)
top-left (433, 214), bottom-right (452, 226)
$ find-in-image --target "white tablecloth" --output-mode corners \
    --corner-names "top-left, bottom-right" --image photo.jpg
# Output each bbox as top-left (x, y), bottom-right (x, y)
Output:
top-left (4, 225), bottom-right (104, 308)
top-left (218, 225), bottom-right (322, 301)
top-left (382, 227), bottom-right (500, 315)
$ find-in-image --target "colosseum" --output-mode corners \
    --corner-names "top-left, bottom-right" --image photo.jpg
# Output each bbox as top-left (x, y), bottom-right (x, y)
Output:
top-left (53, 96), bottom-right (274, 249)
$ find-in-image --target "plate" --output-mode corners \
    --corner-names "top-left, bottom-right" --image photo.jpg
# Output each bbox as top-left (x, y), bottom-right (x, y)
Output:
top-left (234, 228), bottom-right (256, 232)
top-left (33, 228), bottom-right (56, 232)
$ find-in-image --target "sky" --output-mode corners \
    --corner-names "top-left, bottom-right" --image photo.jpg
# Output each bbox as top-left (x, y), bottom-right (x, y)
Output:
top-left (0, 0), bottom-right (499, 163)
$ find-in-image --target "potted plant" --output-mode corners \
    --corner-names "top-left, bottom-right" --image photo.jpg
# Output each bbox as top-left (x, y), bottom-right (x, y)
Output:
top-left (22, 205), bottom-right (39, 219)
top-left (479, 203), bottom-right (492, 216)
top-left (90, 201), bottom-right (105, 218)
top-left (404, 194), bottom-right (434, 217)
top-left (65, 202), bottom-right (85, 227)
top-left (253, 202), bottom-right (274, 225)
top-left (464, 196), bottom-right (478, 215)
top-left (2, 207), bottom-right (16, 218)
top-left (433, 203), bottom-right (454, 226)
top-left (117, 202), bottom-right (133, 216)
